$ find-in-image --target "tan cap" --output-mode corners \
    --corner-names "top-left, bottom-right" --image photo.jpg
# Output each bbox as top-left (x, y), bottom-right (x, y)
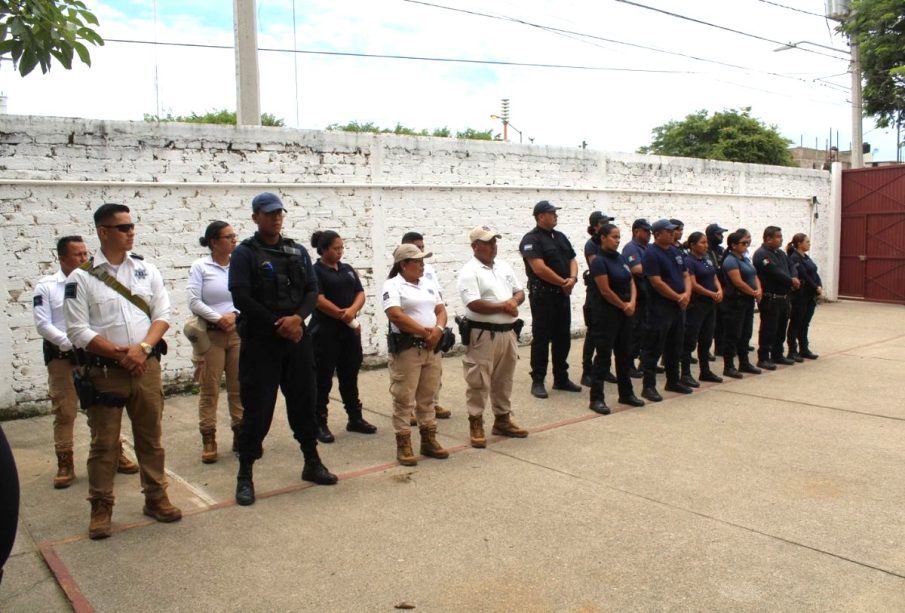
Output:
top-left (469, 225), bottom-right (502, 243)
top-left (182, 316), bottom-right (211, 355)
top-left (393, 243), bottom-right (432, 263)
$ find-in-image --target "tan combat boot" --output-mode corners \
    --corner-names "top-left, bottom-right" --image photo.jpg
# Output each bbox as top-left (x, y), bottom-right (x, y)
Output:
top-left (88, 499), bottom-right (113, 540)
top-left (409, 414), bottom-right (417, 427)
top-left (491, 413), bottom-right (529, 438)
top-left (143, 495), bottom-right (183, 523)
top-left (468, 415), bottom-right (486, 448)
top-left (53, 451), bottom-right (75, 489)
top-left (201, 431), bottom-right (218, 464)
top-left (396, 432), bottom-right (417, 466)
top-left (117, 443), bottom-right (139, 474)
top-left (419, 425), bottom-right (449, 459)
top-left (434, 405), bottom-right (451, 419)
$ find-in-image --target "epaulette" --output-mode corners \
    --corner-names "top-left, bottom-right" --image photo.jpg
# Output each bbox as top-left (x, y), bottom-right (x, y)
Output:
top-left (129, 253), bottom-right (144, 260)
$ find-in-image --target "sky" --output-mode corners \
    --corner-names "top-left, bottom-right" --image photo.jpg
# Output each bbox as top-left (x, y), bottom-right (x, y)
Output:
top-left (1, 0), bottom-right (900, 161)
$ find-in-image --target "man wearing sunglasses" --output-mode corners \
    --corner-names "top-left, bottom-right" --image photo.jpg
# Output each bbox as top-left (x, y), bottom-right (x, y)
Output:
top-left (64, 203), bottom-right (180, 540)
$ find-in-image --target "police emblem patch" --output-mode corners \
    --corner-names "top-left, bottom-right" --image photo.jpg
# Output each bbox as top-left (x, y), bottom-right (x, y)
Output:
top-left (64, 283), bottom-right (77, 299)
top-left (675, 256), bottom-right (684, 264)
top-left (427, 288), bottom-right (435, 295)
top-left (135, 269), bottom-right (147, 279)
top-left (382, 291), bottom-right (390, 301)
top-left (762, 259), bottom-right (770, 266)
top-left (33, 295), bottom-right (43, 307)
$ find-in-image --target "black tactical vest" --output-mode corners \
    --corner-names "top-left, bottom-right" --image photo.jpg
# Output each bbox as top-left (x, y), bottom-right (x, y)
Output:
top-left (241, 236), bottom-right (309, 316)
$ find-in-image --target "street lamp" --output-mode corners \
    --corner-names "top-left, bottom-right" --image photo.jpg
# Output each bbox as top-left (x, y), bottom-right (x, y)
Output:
top-left (490, 114), bottom-right (526, 144)
top-left (774, 37), bottom-right (862, 168)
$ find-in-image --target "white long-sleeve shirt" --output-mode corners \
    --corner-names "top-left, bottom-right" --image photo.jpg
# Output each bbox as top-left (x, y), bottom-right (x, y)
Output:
top-left (65, 250), bottom-right (170, 349)
top-left (32, 270), bottom-right (73, 351)
top-left (186, 255), bottom-right (236, 322)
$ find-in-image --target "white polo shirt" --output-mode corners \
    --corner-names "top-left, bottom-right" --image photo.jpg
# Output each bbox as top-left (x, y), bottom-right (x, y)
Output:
top-left (186, 255), bottom-right (236, 321)
top-left (33, 270), bottom-right (73, 351)
top-left (457, 256), bottom-right (523, 324)
top-left (382, 274), bottom-right (441, 333)
top-left (65, 249), bottom-right (171, 349)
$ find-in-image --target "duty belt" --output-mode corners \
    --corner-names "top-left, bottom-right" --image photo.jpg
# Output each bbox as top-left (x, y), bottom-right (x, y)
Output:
top-left (763, 292), bottom-right (790, 300)
top-left (469, 321), bottom-right (517, 332)
top-left (528, 280), bottom-right (562, 295)
top-left (43, 340), bottom-right (76, 365)
top-left (85, 346), bottom-right (163, 369)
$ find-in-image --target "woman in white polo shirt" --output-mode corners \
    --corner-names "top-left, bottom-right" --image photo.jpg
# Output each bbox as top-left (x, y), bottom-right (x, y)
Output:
top-left (186, 221), bottom-right (242, 464)
top-left (382, 244), bottom-right (449, 466)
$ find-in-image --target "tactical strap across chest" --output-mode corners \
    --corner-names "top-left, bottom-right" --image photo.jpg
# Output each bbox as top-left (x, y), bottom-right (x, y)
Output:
top-left (80, 259), bottom-right (151, 319)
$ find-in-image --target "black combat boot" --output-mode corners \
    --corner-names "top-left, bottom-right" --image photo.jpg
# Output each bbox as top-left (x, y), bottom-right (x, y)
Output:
top-left (235, 459), bottom-right (255, 506)
top-left (301, 441), bottom-right (338, 485)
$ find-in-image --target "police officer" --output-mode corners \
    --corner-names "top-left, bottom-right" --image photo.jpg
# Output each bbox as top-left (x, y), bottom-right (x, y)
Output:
top-left (753, 226), bottom-right (800, 370)
top-left (640, 219), bottom-right (693, 402)
top-left (580, 211), bottom-right (617, 387)
top-left (310, 229), bottom-right (376, 442)
top-left (457, 225), bottom-right (529, 448)
top-left (401, 231), bottom-right (451, 420)
top-left (34, 236), bottom-right (140, 489)
top-left (229, 193), bottom-right (337, 507)
top-left (786, 233), bottom-right (822, 361)
top-left (705, 223), bottom-right (728, 357)
top-left (65, 203), bottom-right (180, 539)
top-left (519, 200), bottom-right (580, 399)
top-left (680, 231), bottom-right (724, 386)
top-left (622, 219), bottom-right (651, 378)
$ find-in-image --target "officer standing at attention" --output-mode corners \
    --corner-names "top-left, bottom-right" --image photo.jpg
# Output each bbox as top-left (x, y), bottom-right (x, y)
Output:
top-left (401, 232), bottom-right (452, 421)
top-left (753, 226), bottom-right (799, 371)
top-left (640, 219), bottom-right (693, 402)
top-left (519, 200), bottom-right (581, 399)
top-left (229, 193), bottom-right (337, 507)
top-left (705, 223), bottom-right (728, 358)
top-left (580, 211), bottom-right (617, 387)
top-left (622, 219), bottom-right (651, 378)
top-left (457, 225), bottom-right (529, 448)
top-left (64, 204), bottom-right (180, 540)
top-left (34, 236), bottom-right (139, 489)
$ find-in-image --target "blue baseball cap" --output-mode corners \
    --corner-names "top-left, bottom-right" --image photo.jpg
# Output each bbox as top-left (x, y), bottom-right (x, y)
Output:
top-left (651, 218), bottom-right (678, 233)
top-left (252, 192), bottom-right (285, 213)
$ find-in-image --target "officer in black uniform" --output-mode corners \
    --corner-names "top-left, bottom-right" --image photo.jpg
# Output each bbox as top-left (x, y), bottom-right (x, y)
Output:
top-left (519, 200), bottom-right (580, 399)
top-left (229, 192), bottom-right (337, 506)
top-left (753, 225), bottom-right (800, 371)
top-left (705, 223), bottom-right (728, 357)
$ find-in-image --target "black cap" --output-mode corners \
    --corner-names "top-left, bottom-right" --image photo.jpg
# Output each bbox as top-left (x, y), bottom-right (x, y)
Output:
top-left (533, 200), bottom-right (561, 216)
top-left (706, 223), bottom-right (728, 234)
top-left (632, 218), bottom-right (651, 231)
top-left (589, 211), bottom-right (614, 226)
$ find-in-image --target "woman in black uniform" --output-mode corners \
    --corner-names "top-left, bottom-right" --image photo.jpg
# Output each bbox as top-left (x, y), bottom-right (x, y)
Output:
top-left (786, 233), bottom-right (822, 360)
top-left (587, 224), bottom-right (645, 414)
top-left (310, 230), bottom-right (376, 443)
top-left (720, 229), bottom-right (763, 378)
top-left (681, 231), bottom-right (724, 386)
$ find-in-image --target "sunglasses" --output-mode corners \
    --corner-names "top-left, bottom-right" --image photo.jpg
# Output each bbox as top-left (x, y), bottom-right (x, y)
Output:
top-left (100, 223), bottom-right (135, 233)
top-left (739, 240), bottom-right (751, 245)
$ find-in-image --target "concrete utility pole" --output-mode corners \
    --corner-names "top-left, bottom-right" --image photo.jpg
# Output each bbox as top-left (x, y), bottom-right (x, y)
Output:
top-left (234, 0), bottom-right (261, 126)
top-left (850, 38), bottom-right (864, 168)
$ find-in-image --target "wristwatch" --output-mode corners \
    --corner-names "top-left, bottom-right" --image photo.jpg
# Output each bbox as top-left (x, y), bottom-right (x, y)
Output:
top-left (140, 342), bottom-right (154, 356)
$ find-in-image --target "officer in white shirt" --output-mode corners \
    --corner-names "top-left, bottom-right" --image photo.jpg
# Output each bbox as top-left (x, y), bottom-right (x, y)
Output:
top-left (382, 244), bottom-right (450, 466)
top-left (401, 231), bottom-right (451, 420)
top-left (65, 203), bottom-right (181, 540)
top-left (456, 225), bottom-right (529, 447)
top-left (33, 236), bottom-right (139, 489)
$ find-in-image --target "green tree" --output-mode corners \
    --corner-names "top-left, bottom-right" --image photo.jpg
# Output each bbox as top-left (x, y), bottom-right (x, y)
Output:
top-left (455, 128), bottom-right (496, 141)
top-left (326, 122), bottom-right (500, 141)
top-left (841, 0), bottom-right (905, 129)
top-left (144, 110), bottom-right (285, 127)
top-left (0, 0), bottom-right (103, 76)
top-left (638, 108), bottom-right (795, 166)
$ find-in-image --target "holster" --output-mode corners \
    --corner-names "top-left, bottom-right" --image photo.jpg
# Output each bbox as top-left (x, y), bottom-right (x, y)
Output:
top-left (387, 332), bottom-right (421, 354)
top-left (455, 316), bottom-right (472, 347)
top-left (42, 340), bottom-right (76, 366)
top-left (71, 368), bottom-right (127, 411)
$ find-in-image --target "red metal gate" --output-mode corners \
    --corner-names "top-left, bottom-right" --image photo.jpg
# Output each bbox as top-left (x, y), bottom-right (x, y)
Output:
top-left (839, 165), bottom-right (905, 304)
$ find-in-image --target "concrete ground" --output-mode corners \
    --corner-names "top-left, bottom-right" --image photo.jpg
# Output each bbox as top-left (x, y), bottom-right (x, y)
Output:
top-left (1, 300), bottom-right (904, 612)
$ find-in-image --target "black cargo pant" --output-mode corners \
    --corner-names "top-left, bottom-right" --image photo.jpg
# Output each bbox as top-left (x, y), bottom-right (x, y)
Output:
top-left (757, 293), bottom-right (791, 361)
top-left (629, 289), bottom-right (648, 363)
top-left (641, 298), bottom-right (684, 388)
top-left (589, 302), bottom-right (634, 401)
top-left (682, 298), bottom-right (716, 375)
top-left (237, 330), bottom-right (319, 462)
top-left (721, 295), bottom-right (755, 366)
top-left (312, 322), bottom-right (363, 420)
top-left (529, 287), bottom-right (572, 384)
top-left (787, 290), bottom-right (817, 353)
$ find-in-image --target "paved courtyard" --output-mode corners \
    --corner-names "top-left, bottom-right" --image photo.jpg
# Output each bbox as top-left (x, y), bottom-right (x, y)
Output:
top-left (1, 300), bottom-right (904, 612)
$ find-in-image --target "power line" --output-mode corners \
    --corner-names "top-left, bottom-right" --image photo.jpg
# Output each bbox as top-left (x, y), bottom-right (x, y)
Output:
top-left (613, 0), bottom-right (848, 60)
top-left (755, 0), bottom-right (826, 18)
top-left (402, 0), bottom-right (846, 89)
top-left (103, 38), bottom-right (704, 74)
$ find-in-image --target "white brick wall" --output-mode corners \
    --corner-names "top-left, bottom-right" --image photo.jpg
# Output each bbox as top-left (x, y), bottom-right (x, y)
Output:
top-left (0, 116), bottom-right (832, 415)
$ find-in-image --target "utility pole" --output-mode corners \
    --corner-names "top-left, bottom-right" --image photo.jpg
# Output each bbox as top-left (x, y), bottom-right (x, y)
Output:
top-left (234, 0), bottom-right (261, 126)
top-left (850, 37), bottom-right (863, 168)
top-left (500, 98), bottom-right (510, 142)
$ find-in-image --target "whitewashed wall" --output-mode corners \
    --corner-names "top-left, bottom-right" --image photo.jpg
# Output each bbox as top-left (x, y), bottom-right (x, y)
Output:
top-left (0, 116), bottom-right (832, 415)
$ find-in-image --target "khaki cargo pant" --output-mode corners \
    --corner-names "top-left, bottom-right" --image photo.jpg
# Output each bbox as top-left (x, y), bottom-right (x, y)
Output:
top-left (462, 328), bottom-right (518, 417)
top-left (389, 347), bottom-right (441, 434)
top-left (197, 329), bottom-right (242, 434)
top-left (47, 358), bottom-right (79, 453)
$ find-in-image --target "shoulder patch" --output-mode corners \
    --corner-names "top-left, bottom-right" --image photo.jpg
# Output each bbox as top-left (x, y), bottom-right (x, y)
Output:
top-left (33, 294), bottom-right (43, 307)
top-left (627, 255), bottom-right (636, 262)
top-left (64, 283), bottom-right (77, 299)
top-left (523, 244), bottom-right (534, 251)
top-left (129, 253), bottom-right (144, 260)
top-left (762, 258), bottom-right (771, 266)
top-left (382, 291), bottom-right (390, 301)
top-left (135, 268), bottom-right (147, 279)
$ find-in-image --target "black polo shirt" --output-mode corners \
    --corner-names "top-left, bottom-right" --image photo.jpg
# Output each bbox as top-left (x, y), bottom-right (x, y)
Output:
top-left (753, 245), bottom-right (796, 295)
top-left (311, 260), bottom-right (363, 328)
top-left (685, 253), bottom-right (718, 292)
top-left (590, 250), bottom-right (633, 302)
top-left (519, 226), bottom-right (576, 288)
top-left (643, 244), bottom-right (687, 309)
